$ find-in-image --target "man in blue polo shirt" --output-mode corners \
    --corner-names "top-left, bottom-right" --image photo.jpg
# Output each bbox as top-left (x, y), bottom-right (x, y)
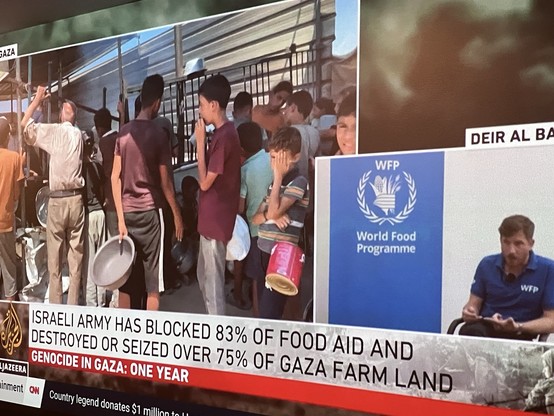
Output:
top-left (460, 215), bottom-right (554, 340)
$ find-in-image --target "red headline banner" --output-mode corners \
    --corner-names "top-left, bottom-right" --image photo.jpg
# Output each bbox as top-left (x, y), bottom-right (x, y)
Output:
top-left (29, 347), bottom-right (542, 416)
top-left (29, 348), bottom-right (190, 385)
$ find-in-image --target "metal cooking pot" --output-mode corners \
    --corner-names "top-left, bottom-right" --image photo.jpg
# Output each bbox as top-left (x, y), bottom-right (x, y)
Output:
top-left (184, 58), bottom-right (205, 78)
top-left (171, 238), bottom-right (196, 275)
top-left (92, 235), bottom-right (135, 291)
top-left (35, 186), bottom-right (50, 227)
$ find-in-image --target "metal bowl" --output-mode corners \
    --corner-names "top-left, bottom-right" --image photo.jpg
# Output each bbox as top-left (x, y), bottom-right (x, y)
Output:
top-left (92, 235), bottom-right (135, 291)
top-left (35, 186), bottom-right (50, 227)
top-left (171, 238), bottom-right (196, 275)
top-left (184, 58), bottom-right (205, 77)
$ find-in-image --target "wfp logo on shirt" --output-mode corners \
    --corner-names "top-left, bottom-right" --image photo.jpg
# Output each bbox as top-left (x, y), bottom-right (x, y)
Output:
top-left (357, 160), bottom-right (417, 225)
top-left (521, 284), bottom-right (539, 294)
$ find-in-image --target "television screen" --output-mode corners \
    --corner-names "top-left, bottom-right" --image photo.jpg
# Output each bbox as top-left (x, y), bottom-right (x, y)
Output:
top-left (1, 1), bottom-right (553, 415)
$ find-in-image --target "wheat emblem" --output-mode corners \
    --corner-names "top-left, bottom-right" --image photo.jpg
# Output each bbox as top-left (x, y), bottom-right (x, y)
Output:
top-left (357, 170), bottom-right (417, 225)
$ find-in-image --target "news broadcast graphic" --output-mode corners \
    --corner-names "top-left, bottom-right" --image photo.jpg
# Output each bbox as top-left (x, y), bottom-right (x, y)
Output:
top-left (0, 44), bottom-right (17, 61)
top-left (40, 380), bottom-right (259, 416)
top-left (466, 122), bottom-right (554, 150)
top-left (0, 301), bottom-right (551, 415)
top-left (315, 143), bottom-right (554, 336)
top-left (327, 153), bottom-right (444, 332)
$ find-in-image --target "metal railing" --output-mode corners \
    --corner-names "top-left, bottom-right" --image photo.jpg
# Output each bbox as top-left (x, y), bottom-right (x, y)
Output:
top-left (134, 45), bottom-right (322, 167)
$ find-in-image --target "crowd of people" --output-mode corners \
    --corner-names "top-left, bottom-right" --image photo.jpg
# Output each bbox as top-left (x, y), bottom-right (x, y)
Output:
top-left (0, 72), bottom-right (357, 321)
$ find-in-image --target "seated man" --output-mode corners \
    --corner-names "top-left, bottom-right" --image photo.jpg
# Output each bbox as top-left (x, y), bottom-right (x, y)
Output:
top-left (460, 215), bottom-right (554, 340)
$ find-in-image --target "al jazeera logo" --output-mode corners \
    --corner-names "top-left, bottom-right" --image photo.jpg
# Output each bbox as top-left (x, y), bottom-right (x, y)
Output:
top-left (0, 303), bottom-right (22, 355)
top-left (357, 160), bottom-right (417, 225)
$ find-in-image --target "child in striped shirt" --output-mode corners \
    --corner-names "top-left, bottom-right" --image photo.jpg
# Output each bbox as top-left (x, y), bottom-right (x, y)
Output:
top-left (252, 127), bottom-right (309, 319)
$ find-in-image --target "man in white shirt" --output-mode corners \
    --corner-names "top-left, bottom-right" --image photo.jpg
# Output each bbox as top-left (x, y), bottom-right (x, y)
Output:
top-left (22, 86), bottom-right (85, 305)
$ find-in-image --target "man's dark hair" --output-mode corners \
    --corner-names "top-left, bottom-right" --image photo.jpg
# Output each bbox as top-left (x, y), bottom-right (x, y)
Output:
top-left (134, 95), bottom-right (142, 118)
top-left (286, 90), bottom-right (313, 120)
top-left (498, 215), bottom-right (535, 240)
top-left (0, 116), bottom-right (10, 147)
top-left (272, 80), bottom-right (293, 95)
top-left (140, 74), bottom-right (164, 108)
top-left (337, 92), bottom-right (356, 118)
top-left (233, 91), bottom-right (253, 113)
top-left (268, 126), bottom-right (301, 155)
top-left (199, 74), bottom-right (231, 109)
top-left (94, 108), bottom-right (112, 131)
top-left (181, 175), bottom-right (199, 201)
top-left (315, 97), bottom-right (335, 115)
top-left (237, 122), bottom-right (263, 155)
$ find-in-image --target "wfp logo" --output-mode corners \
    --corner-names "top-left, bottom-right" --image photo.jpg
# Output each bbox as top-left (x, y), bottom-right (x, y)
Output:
top-left (357, 160), bottom-right (417, 225)
top-left (521, 284), bottom-right (539, 294)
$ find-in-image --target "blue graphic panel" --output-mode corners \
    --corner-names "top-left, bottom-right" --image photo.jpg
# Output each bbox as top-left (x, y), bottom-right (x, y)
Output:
top-left (328, 152), bottom-right (445, 332)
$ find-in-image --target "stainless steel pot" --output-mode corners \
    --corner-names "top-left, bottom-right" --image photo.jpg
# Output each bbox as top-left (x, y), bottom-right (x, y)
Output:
top-left (92, 235), bottom-right (135, 291)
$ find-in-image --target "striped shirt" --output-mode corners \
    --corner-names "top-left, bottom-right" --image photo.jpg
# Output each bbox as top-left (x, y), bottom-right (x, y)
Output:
top-left (257, 168), bottom-right (309, 254)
